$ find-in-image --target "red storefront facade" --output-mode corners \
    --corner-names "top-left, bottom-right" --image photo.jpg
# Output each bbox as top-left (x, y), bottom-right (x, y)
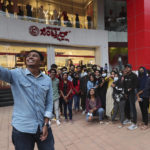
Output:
top-left (127, 0), bottom-right (150, 70)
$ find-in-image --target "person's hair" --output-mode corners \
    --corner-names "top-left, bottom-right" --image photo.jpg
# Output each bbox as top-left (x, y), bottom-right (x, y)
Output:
top-left (70, 64), bottom-right (75, 68)
top-left (51, 64), bottom-right (57, 69)
top-left (95, 69), bottom-right (100, 73)
top-left (50, 68), bottom-right (57, 74)
top-left (111, 71), bottom-right (116, 75)
top-left (76, 65), bottom-right (81, 68)
top-left (26, 50), bottom-right (44, 61)
top-left (62, 71), bottom-right (68, 77)
top-left (84, 68), bottom-right (88, 72)
top-left (92, 64), bottom-right (97, 69)
top-left (61, 66), bottom-right (67, 71)
top-left (115, 72), bottom-right (119, 77)
top-left (89, 74), bottom-right (96, 85)
top-left (81, 65), bottom-right (86, 69)
top-left (88, 88), bottom-right (96, 99)
top-left (73, 73), bottom-right (79, 86)
top-left (87, 68), bottom-right (92, 73)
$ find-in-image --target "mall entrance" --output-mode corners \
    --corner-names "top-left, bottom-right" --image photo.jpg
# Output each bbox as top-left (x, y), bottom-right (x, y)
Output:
top-left (55, 47), bottom-right (95, 69)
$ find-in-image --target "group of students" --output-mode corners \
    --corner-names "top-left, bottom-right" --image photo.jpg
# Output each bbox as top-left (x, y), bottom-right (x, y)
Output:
top-left (49, 63), bottom-right (150, 131)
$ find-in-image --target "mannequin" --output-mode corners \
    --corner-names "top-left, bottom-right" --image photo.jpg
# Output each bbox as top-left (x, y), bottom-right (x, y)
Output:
top-left (51, 9), bottom-right (58, 25)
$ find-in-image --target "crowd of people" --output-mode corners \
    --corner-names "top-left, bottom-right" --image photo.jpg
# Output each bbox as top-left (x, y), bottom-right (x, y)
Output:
top-left (49, 63), bottom-right (150, 131)
top-left (1, 50), bottom-right (150, 150)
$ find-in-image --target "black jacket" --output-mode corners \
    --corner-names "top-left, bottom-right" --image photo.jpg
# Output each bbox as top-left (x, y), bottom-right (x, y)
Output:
top-left (124, 72), bottom-right (138, 94)
top-left (143, 77), bottom-right (150, 98)
top-left (80, 75), bottom-right (89, 94)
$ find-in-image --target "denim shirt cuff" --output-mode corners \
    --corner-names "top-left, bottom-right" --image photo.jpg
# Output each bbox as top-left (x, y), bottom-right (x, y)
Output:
top-left (44, 111), bottom-right (53, 119)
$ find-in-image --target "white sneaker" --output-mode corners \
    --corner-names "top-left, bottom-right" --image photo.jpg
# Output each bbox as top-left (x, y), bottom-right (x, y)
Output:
top-left (118, 125), bottom-right (123, 129)
top-left (127, 124), bottom-right (138, 130)
top-left (99, 121), bottom-right (104, 124)
top-left (123, 119), bottom-right (131, 125)
top-left (56, 120), bottom-right (61, 126)
top-left (52, 118), bottom-right (56, 121)
top-left (82, 111), bottom-right (85, 115)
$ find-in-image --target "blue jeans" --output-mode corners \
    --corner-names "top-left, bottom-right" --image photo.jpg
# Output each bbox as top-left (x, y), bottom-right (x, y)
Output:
top-left (63, 99), bottom-right (73, 120)
top-left (73, 94), bottom-right (80, 110)
top-left (86, 108), bottom-right (104, 121)
top-left (12, 127), bottom-right (54, 150)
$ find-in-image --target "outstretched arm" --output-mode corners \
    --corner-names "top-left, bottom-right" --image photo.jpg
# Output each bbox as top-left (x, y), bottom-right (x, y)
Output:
top-left (0, 66), bottom-right (13, 83)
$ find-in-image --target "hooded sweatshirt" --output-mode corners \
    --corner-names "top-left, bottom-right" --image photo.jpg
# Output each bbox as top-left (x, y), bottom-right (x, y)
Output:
top-left (137, 67), bottom-right (148, 98)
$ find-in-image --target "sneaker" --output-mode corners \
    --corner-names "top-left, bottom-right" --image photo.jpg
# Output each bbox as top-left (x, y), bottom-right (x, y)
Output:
top-left (56, 120), bottom-right (61, 126)
top-left (105, 121), bottom-right (111, 125)
top-left (52, 118), bottom-right (56, 122)
top-left (127, 124), bottom-right (138, 130)
top-left (82, 111), bottom-right (85, 115)
top-left (123, 119), bottom-right (131, 125)
top-left (64, 119), bottom-right (68, 123)
top-left (99, 121), bottom-right (104, 124)
top-left (69, 120), bottom-right (73, 124)
top-left (118, 125), bottom-right (123, 129)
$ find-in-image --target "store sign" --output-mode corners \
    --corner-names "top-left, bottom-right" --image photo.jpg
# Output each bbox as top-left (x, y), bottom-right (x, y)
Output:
top-left (29, 26), bottom-right (71, 42)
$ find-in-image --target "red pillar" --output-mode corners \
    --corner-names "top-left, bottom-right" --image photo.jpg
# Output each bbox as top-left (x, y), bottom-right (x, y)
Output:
top-left (127, 0), bottom-right (150, 70)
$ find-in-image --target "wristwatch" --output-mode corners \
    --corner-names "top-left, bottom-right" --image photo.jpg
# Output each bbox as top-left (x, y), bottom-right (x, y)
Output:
top-left (43, 122), bottom-right (49, 127)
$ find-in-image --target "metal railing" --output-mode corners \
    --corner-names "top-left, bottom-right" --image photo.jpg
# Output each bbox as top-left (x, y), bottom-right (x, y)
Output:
top-left (0, 10), bottom-right (94, 29)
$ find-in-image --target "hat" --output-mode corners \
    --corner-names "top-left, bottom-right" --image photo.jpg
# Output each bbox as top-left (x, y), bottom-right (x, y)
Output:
top-left (125, 64), bottom-right (132, 68)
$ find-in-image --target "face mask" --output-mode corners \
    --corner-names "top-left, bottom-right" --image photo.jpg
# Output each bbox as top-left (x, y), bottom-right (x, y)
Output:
top-left (84, 72), bottom-right (87, 76)
top-left (96, 76), bottom-right (99, 79)
top-left (114, 77), bottom-right (119, 82)
top-left (102, 73), bottom-right (106, 77)
top-left (139, 72), bottom-right (144, 76)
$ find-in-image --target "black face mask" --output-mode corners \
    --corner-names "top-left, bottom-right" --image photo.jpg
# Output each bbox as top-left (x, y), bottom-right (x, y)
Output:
top-left (139, 72), bottom-right (144, 76)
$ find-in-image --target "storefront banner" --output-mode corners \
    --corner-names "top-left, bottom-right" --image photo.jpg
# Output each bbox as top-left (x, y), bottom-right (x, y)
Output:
top-left (0, 15), bottom-right (109, 68)
top-left (29, 26), bottom-right (71, 42)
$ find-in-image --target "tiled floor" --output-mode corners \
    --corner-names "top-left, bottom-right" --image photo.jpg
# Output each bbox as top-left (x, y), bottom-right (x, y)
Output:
top-left (0, 106), bottom-right (150, 150)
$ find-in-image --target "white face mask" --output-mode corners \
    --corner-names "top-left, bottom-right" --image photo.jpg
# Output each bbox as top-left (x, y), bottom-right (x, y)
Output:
top-left (102, 73), bottom-right (106, 77)
top-left (119, 73), bottom-right (122, 76)
top-left (114, 77), bottom-right (119, 82)
top-left (84, 72), bottom-right (87, 76)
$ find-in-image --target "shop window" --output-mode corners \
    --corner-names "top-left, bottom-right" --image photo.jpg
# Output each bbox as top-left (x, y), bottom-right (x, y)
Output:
top-left (109, 47), bottom-right (128, 70)
top-left (55, 48), bottom-right (95, 69)
top-left (104, 0), bottom-right (127, 31)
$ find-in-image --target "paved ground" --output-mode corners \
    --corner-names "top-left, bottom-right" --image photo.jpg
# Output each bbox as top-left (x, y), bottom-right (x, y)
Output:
top-left (1, 106), bottom-right (150, 150)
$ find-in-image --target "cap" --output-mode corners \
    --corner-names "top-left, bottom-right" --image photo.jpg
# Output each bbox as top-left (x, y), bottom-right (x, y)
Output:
top-left (125, 64), bottom-right (132, 68)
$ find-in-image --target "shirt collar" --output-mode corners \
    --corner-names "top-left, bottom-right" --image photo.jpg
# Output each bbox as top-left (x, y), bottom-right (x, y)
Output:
top-left (25, 68), bottom-right (44, 78)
